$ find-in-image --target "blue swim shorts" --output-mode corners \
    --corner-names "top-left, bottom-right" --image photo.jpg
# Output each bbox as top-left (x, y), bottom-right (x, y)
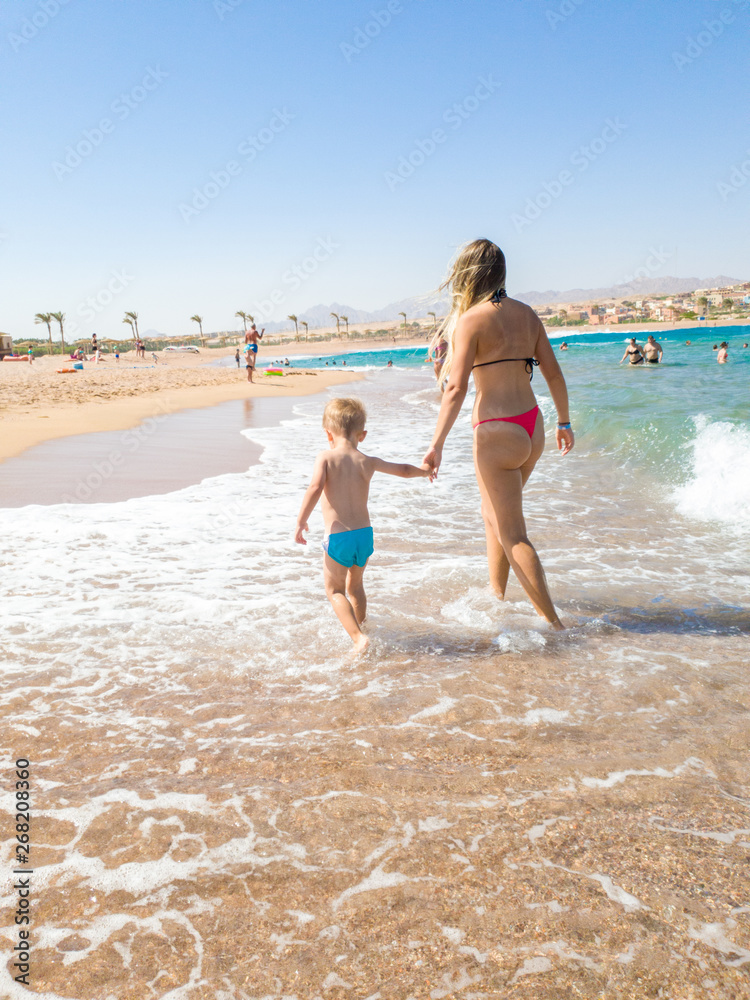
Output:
top-left (322, 526), bottom-right (374, 568)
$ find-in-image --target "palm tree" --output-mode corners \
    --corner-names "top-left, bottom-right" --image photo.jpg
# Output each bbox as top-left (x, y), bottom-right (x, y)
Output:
top-left (301, 321), bottom-right (309, 341)
top-left (50, 312), bottom-right (66, 356)
top-left (427, 311), bottom-right (437, 334)
top-left (124, 311), bottom-right (140, 341)
top-left (236, 311), bottom-right (249, 339)
top-left (191, 315), bottom-right (205, 346)
top-left (35, 312), bottom-right (53, 354)
top-left (122, 316), bottom-right (136, 342)
top-left (288, 314), bottom-right (299, 341)
top-left (398, 311), bottom-right (407, 335)
top-left (330, 312), bottom-right (340, 337)
top-left (340, 315), bottom-right (349, 338)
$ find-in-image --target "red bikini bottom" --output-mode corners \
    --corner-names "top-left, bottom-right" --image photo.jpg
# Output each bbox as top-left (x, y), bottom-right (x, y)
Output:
top-left (473, 404), bottom-right (540, 440)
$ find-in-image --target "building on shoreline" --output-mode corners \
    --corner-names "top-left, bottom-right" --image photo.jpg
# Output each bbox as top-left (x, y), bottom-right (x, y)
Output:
top-left (542, 281), bottom-right (749, 328)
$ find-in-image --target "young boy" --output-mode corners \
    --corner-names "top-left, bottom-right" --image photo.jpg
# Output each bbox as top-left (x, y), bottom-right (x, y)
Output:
top-left (295, 397), bottom-right (432, 651)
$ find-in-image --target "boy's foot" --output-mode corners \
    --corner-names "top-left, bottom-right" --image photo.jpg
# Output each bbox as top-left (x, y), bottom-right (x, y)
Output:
top-left (352, 634), bottom-right (370, 653)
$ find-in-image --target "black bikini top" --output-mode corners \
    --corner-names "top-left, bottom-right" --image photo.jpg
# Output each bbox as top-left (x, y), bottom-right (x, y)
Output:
top-left (473, 288), bottom-right (539, 379)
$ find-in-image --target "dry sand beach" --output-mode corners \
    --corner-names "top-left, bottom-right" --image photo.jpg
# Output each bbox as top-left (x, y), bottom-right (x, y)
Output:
top-left (0, 347), bottom-right (363, 462)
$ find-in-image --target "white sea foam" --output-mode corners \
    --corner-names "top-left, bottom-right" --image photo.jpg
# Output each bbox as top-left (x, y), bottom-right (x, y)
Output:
top-left (672, 415), bottom-right (750, 531)
top-left (1, 370), bottom-right (748, 712)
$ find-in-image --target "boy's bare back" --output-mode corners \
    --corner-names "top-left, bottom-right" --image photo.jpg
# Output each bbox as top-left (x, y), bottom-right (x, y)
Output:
top-left (307, 440), bottom-right (430, 537)
top-left (316, 444), bottom-right (374, 535)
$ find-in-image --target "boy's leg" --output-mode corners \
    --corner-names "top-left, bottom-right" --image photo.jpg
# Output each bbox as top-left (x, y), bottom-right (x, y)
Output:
top-left (323, 554), bottom-right (368, 649)
top-left (346, 562), bottom-right (368, 624)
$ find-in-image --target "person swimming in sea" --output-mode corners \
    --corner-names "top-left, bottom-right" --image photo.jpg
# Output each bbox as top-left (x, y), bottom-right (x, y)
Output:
top-left (620, 338), bottom-right (645, 365)
top-left (717, 342), bottom-right (729, 364)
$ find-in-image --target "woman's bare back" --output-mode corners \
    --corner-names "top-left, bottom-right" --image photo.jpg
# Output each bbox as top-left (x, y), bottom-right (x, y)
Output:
top-left (469, 297), bottom-right (543, 421)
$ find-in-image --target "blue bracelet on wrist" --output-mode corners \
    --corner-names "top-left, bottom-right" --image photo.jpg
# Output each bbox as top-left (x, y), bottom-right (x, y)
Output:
top-left (557, 422), bottom-right (572, 430)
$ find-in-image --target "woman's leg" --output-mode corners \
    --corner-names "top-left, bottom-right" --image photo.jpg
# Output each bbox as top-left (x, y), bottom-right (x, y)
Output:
top-left (483, 502), bottom-right (510, 597)
top-left (482, 452), bottom-right (542, 598)
top-left (477, 415), bottom-right (544, 597)
top-left (474, 422), bottom-right (563, 628)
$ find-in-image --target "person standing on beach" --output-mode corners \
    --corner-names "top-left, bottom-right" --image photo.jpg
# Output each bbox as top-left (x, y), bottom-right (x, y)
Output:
top-left (422, 239), bottom-right (573, 630)
top-left (235, 348), bottom-right (240, 368)
top-left (243, 342), bottom-right (256, 382)
top-left (643, 335), bottom-right (663, 364)
top-left (717, 342), bottom-right (729, 364)
top-left (245, 323), bottom-right (265, 375)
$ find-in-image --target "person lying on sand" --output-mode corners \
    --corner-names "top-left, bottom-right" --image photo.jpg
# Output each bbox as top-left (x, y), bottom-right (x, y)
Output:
top-left (295, 397), bottom-right (433, 652)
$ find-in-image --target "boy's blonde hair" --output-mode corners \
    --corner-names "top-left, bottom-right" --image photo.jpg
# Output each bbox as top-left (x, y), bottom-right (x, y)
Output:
top-left (322, 397), bottom-right (367, 436)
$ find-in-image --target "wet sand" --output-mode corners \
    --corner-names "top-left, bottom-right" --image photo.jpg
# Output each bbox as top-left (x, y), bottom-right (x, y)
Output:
top-left (0, 396), bottom-right (300, 507)
top-left (3, 627), bottom-right (748, 998)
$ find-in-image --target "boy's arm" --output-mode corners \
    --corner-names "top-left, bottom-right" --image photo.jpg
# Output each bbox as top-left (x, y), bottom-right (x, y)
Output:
top-left (295, 454), bottom-right (327, 544)
top-left (369, 456), bottom-right (434, 480)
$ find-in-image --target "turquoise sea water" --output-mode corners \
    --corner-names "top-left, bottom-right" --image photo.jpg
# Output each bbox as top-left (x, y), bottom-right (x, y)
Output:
top-left (265, 324), bottom-right (750, 372)
top-left (265, 326), bottom-right (750, 529)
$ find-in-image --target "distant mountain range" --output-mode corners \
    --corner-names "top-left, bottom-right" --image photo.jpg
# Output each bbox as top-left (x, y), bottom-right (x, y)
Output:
top-left (142, 276), bottom-right (744, 339)
top-left (514, 275), bottom-right (743, 307)
top-left (259, 275), bottom-right (744, 332)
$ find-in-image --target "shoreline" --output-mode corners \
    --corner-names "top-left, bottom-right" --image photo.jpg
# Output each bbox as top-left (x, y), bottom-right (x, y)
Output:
top-left (0, 354), bottom-right (362, 463)
top-left (0, 395), bottom-right (309, 507)
top-left (3, 319), bottom-right (745, 466)
top-left (547, 317), bottom-right (750, 336)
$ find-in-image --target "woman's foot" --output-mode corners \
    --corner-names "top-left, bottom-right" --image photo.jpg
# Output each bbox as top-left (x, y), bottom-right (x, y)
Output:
top-left (548, 617), bottom-right (566, 631)
top-left (352, 634), bottom-right (370, 653)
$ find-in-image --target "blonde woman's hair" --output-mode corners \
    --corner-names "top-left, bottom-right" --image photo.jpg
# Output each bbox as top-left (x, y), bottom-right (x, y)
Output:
top-left (430, 238), bottom-right (507, 385)
top-left (322, 397), bottom-right (367, 436)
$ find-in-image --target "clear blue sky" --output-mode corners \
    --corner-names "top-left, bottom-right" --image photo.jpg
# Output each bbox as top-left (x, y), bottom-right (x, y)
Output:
top-left (1, 0), bottom-right (747, 340)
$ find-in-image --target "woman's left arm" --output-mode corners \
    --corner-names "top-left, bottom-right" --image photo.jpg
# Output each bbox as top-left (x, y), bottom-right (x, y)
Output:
top-left (422, 316), bottom-right (478, 476)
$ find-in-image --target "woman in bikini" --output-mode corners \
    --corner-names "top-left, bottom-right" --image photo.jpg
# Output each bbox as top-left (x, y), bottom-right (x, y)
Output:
top-left (422, 239), bottom-right (574, 630)
top-left (619, 338), bottom-right (645, 365)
